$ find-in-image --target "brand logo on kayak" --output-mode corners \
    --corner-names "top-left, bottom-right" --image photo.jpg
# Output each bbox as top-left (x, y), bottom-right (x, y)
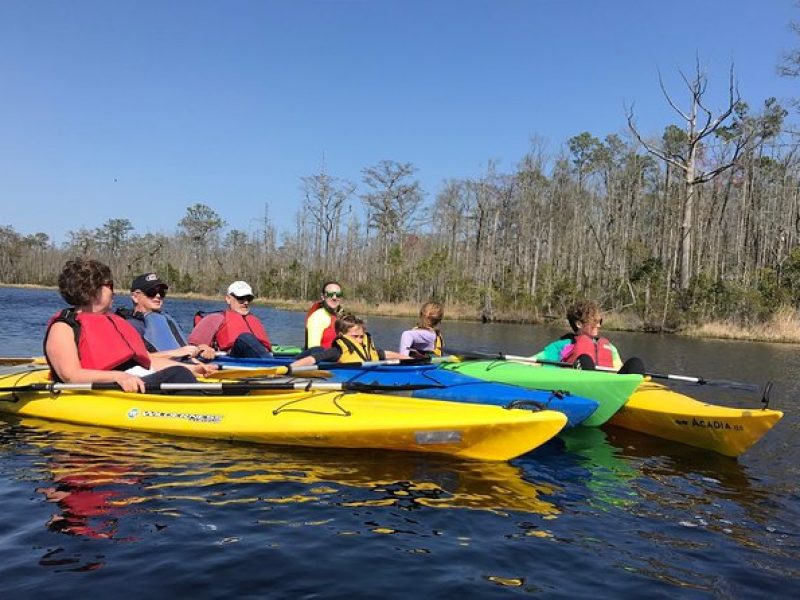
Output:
top-left (128, 408), bottom-right (139, 419)
top-left (675, 418), bottom-right (743, 431)
top-left (140, 409), bottom-right (223, 424)
top-left (415, 430), bottom-right (462, 445)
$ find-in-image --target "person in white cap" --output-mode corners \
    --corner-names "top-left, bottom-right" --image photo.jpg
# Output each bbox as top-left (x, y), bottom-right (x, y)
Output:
top-left (188, 281), bottom-right (273, 358)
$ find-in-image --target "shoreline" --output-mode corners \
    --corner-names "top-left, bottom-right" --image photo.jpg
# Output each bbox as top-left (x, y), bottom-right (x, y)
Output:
top-left (5, 283), bottom-right (799, 345)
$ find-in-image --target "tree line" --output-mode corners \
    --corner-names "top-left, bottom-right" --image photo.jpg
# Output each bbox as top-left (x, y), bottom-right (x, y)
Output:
top-left (3, 63), bottom-right (800, 330)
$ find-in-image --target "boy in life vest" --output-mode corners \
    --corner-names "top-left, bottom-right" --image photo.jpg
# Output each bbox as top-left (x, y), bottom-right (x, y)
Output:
top-left (534, 300), bottom-right (645, 374)
top-left (398, 301), bottom-right (445, 357)
top-left (292, 313), bottom-right (407, 366)
top-left (118, 272), bottom-right (215, 361)
top-left (304, 281), bottom-right (344, 349)
top-left (189, 281), bottom-right (273, 358)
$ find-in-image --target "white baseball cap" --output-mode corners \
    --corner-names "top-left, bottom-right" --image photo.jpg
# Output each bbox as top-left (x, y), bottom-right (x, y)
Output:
top-left (227, 281), bottom-right (253, 297)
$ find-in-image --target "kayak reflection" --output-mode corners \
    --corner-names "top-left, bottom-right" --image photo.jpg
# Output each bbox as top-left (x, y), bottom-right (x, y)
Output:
top-left (9, 416), bottom-right (562, 521)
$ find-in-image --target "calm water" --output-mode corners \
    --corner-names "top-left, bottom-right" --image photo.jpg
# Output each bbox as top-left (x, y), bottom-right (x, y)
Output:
top-left (0, 287), bottom-right (798, 598)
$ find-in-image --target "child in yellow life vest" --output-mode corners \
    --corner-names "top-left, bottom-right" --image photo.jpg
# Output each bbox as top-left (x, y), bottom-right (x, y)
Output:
top-left (291, 313), bottom-right (408, 366)
top-left (398, 301), bottom-right (444, 357)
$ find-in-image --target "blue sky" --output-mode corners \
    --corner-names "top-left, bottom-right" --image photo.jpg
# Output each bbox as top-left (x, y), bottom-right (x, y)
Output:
top-left (1, 0), bottom-right (798, 243)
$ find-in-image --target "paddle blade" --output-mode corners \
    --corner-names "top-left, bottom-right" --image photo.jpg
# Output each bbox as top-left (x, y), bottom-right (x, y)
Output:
top-left (208, 366), bottom-right (332, 380)
top-left (0, 356), bottom-right (47, 366)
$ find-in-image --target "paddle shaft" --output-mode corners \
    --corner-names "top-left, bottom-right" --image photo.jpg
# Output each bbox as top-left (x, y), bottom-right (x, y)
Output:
top-left (0, 380), bottom-right (443, 394)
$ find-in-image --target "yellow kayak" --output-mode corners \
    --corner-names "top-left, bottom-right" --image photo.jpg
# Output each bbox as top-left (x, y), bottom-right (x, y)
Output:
top-left (0, 369), bottom-right (567, 462)
top-left (608, 380), bottom-right (783, 457)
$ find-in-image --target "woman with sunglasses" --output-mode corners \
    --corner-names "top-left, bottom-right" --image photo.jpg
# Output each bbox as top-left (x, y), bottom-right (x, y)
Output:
top-left (44, 258), bottom-right (216, 393)
top-left (117, 272), bottom-right (215, 361)
top-left (189, 280), bottom-right (273, 358)
top-left (304, 281), bottom-right (344, 350)
top-left (534, 299), bottom-right (644, 374)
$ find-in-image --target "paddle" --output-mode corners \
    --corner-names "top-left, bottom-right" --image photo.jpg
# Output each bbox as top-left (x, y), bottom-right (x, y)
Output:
top-left (211, 365), bottom-right (332, 380)
top-left (0, 380), bottom-right (445, 394)
top-left (0, 357), bottom-right (47, 366)
top-left (314, 357), bottom-right (453, 369)
top-left (444, 348), bottom-right (763, 393)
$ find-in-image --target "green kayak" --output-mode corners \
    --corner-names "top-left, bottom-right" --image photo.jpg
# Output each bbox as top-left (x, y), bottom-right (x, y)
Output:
top-left (441, 360), bottom-right (642, 426)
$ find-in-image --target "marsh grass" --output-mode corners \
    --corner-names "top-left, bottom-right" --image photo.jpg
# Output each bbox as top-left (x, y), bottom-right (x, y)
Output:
top-left (681, 305), bottom-right (800, 343)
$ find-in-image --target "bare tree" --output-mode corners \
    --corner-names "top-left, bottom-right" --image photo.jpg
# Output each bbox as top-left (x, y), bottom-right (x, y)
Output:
top-left (628, 60), bottom-right (748, 288)
top-left (301, 167), bottom-right (354, 271)
top-left (361, 160), bottom-right (423, 274)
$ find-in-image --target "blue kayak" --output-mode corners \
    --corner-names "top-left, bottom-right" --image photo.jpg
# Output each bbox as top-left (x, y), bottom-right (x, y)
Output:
top-left (214, 357), bottom-right (599, 428)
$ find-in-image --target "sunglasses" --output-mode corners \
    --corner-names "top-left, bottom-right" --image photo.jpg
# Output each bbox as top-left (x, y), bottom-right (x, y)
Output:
top-left (143, 288), bottom-right (167, 298)
top-left (233, 294), bottom-right (254, 303)
top-left (324, 291), bottom-right (343, 299)
top-left (103, 280), bottom-right (114, 293)
top-left (583, 318), bottom-right (603, 326)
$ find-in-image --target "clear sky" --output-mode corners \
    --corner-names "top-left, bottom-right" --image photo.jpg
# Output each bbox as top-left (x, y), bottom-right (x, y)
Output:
top-left (1, 0), bottom-right (798, 243)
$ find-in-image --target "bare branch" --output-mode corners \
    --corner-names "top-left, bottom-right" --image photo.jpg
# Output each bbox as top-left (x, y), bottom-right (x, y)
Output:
top-left (659, 69), bottom-right (691, 122)
top-left (627, 108), bottom-right (688, 172)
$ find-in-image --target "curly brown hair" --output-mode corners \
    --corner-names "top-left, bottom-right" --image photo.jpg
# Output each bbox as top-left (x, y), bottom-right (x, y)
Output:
top-left (566, 300), bottom-right (602, 332)
top-left (58, 257), bottom-right (113, 306)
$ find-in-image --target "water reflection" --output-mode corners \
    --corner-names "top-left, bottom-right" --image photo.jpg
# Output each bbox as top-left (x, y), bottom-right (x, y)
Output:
top-left (2, 416), bottom-right (562, 532)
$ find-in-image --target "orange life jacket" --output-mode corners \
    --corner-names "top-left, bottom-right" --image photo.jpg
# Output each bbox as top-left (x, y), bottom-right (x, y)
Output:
top-left (46, 309), bottom-right (151, 371)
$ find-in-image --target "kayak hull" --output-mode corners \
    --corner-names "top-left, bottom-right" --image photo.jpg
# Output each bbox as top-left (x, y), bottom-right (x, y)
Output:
top-left (608, 381), bottom-right (783, 457)
top-left (215, 357), bottom-right (599, 427)
top-left (441, 360), bottom-right (643, 426)
top-left (0, 369), bottom-right (567, 462)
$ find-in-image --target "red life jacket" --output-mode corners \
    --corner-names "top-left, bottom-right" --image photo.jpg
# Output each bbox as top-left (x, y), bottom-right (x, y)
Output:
top-left (46, 309), bottom-right (151, 371)
top-left (562, 333), bottom-right (614, 368)
top-left (304, 301), bottom-right (337, 349)
top-left (213, 310), bottom-right (272, 352)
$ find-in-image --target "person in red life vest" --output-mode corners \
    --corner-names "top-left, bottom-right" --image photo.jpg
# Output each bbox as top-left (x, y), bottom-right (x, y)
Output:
top-left (304, 280), bottom-right (344, 349)
top-left (534, 300), bottom-right (645, 374)
top-left (44, 258), bottom-right (217, 393)
top-left (189, 280), bottom-right (273, 358)
top-left (292, 313), bottom-right (408, 366)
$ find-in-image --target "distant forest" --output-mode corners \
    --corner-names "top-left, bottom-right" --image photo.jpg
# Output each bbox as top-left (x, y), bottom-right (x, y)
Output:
top-left (3, 61), bottom-right (800, 330)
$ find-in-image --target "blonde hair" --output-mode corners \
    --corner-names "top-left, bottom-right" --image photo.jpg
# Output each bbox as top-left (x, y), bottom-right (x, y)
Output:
top-left (417, 302), bottom-right (444, 329)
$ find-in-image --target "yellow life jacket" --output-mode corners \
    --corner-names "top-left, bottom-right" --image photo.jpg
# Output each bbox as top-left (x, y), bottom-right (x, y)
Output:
top-left (412, 326), bottom-right (444, 357)
top-left (334, 332), bottom-right (380, 363)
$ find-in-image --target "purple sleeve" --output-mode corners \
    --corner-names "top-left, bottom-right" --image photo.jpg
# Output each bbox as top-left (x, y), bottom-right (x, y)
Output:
top-left (399, 329), bottom-right (436, 353)
top-left (188, 313), bottom-right (224, 346)
top-left (399, 330), bottom-right (415, 353)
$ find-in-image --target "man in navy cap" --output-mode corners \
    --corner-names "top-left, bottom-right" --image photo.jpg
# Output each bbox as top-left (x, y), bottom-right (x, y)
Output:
top-left (117, 272), bottom-right (215, 360)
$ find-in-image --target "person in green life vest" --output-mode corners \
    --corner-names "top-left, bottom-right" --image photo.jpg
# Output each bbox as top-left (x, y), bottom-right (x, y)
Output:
top-left (534, 300), bottom-right (645, 374)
